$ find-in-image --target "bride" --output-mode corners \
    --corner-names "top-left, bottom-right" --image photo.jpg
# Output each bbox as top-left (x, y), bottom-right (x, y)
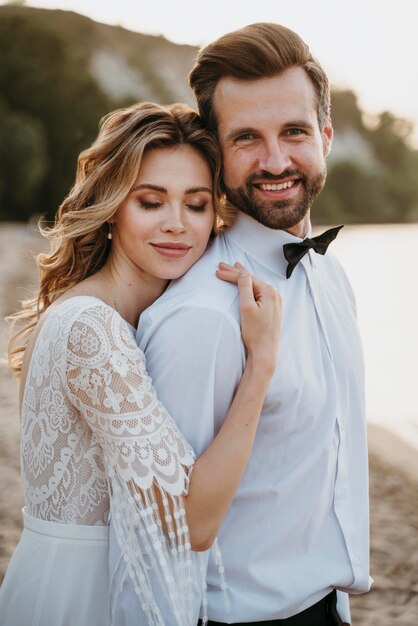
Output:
top-left (0, 101), bottom-right (281, 626)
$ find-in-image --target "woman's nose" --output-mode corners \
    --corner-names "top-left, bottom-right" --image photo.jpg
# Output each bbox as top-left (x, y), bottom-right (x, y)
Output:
top-left (160, 205), bottom-right (186, 233)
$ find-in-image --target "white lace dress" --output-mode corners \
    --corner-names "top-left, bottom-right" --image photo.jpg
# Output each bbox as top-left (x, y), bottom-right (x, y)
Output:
top-left (0, 296), bottom-right (199, 626)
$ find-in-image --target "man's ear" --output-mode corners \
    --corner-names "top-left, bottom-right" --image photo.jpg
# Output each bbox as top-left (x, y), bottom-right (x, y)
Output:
top-left (322, 117), bottom-right (333, 158)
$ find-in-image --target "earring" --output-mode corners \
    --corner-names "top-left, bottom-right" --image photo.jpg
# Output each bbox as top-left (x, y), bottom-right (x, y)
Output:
top-left (107, 223), bottom-right (113, 240)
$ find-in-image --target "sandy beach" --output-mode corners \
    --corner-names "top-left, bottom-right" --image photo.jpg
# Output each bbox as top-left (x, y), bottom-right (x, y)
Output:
top-left (0, 224), bottom-right (417, 625)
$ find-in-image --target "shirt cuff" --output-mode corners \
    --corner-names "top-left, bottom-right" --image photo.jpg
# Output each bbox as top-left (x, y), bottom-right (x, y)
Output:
top-left (336, 590), bottom-right (351, 624)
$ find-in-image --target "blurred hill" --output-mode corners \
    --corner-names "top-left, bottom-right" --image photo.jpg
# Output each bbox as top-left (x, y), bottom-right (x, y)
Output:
top-left (1, 5), bottom-right (417, 224)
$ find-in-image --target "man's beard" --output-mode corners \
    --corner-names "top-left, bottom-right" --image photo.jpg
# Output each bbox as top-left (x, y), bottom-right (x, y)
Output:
top-left (224, 168), bottom-right (327, 230)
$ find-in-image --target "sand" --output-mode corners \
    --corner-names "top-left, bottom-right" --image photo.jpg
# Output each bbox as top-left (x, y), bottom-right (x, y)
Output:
top-left (0, 223), bottom-right (417, 625)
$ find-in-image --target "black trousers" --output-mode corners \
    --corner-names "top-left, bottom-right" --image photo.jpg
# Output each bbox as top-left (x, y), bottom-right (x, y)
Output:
top-left (197, 590), bottom-right (344, 626)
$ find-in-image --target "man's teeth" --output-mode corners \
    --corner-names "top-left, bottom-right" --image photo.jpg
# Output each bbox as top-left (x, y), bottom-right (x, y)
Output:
top-left (259, 181), bottom-right (295, 191)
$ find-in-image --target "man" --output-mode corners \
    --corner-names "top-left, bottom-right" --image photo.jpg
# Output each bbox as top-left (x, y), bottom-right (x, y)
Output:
top-left (138, 23), bottom-right (371, 625)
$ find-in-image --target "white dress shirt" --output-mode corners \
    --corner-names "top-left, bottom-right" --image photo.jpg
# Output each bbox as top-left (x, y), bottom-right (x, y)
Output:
top-left (137, 212), bottom-right (371, 623)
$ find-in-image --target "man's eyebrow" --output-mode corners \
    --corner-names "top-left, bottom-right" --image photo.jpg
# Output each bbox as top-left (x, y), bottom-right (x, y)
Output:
top-left (283, 120), bottom-right (315, 130)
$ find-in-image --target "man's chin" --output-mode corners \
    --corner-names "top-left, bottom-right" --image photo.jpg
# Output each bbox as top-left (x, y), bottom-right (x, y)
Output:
top-left (241, 203), bottom-right (309, 231)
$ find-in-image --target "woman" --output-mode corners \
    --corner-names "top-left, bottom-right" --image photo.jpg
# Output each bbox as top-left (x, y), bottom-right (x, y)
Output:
top-left (0, 102), bottom-right (281, 626)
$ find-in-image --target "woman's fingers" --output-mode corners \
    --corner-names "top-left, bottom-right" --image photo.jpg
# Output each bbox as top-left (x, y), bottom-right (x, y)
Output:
top-left (237, 271), bottom-right (256, 310)
top-left (216, 263), bottom-right (269, 302)
top-left (217, 261), bottom-right (280, 312)
top-left (215, 268), bottom-right (240, 284)
top-left (216, 261), bottom-right (282, 370)
top-left (216, 261), bottom-right (241, 284)
top-left (218, 261), bottom-right (237, 270)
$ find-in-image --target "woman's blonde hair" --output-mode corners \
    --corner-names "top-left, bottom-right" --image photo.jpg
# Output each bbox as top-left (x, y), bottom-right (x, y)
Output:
top-left (8, 101), bottom-right (234, 376)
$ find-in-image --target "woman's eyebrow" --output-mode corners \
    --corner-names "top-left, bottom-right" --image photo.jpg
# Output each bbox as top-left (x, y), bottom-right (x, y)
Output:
top-left (185, 186), bottom-right (212, 194)
top-left (131, 184), bottom-right (167, 193)
top-left (131, 184), bottom-right (212, 194)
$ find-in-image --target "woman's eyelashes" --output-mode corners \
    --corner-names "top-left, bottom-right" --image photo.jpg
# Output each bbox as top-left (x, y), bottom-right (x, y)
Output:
top-left (138, 197), bottom-right (209, 212)
top-left (139, 200), bottom-right (162, 209)
top-left (186, 202), bottom-right (208, 212)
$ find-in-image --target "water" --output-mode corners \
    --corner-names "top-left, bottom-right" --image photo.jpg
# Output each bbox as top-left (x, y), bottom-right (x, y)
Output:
top-left (327, 223), bottom-right (418, 450)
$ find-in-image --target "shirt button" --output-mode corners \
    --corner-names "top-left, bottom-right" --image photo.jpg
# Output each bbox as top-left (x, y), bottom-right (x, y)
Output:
top-left (352, 554), bottom-right (361, 566)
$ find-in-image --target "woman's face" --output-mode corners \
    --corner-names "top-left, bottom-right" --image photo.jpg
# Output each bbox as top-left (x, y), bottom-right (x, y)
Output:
top-left (113, 145), bottom-right (215, 281)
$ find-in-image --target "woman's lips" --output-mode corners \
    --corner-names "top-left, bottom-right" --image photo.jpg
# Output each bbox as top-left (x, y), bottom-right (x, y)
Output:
top-left (150, 242), bottom-right (192, 258)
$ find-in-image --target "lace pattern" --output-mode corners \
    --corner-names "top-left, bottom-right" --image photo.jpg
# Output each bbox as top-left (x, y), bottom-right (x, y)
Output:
top-left (21, 297), bottom-right (197, 624)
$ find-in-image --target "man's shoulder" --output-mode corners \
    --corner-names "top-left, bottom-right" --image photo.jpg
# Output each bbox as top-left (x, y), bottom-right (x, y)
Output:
top-left (320, 250), bottom-right (357, 311)
top-left (323, 250), bottom-right (353, 287)
top-left (147, 234), bottom-right (243, 316)
top-left (137, 235), bottom-right (245, 346)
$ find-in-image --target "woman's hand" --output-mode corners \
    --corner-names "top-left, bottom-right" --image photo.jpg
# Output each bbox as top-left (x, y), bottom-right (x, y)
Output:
top-left (184, 262), bottom-right (282, 550)
top-left (216, 262), bottom-right (282, 376)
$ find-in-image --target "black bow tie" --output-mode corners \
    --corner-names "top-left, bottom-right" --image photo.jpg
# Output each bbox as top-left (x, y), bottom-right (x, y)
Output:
top-left (283, 225), bottom-right (344, 279)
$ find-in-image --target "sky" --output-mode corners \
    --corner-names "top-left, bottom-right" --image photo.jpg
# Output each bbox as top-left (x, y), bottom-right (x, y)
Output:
top-left (5, 0), bottom-right (418, 145)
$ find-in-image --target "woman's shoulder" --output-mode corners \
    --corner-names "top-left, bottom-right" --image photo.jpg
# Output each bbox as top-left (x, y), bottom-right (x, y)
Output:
top-left (23, 296), bottom-right (106, 362)
top-left (20, 296), bottom-right (122, 407)
top-left (144, 235), bottom-right (241, 316)
top-left (49, 296), bottom-right (137, 349)
top-left (44, 295), bottom-right (120, 330)
top-left (30, 296), bottom-right (124, 359)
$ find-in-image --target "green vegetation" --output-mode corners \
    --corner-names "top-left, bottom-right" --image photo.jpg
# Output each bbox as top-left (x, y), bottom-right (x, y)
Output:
top-left (0, 5), bottom-right (417, 223)
top-left (0, 6), bottom-right (114, 219)
top-left (317, 90), bottom-right (418, 223)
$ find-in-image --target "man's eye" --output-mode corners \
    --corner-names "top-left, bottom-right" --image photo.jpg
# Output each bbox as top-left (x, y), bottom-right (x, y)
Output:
top-left (140, 201), bottom-right (162, 209)
top-left (235, 133), bottom-right (255, 142)
top-left (286, 128), bottom-right (304, 136)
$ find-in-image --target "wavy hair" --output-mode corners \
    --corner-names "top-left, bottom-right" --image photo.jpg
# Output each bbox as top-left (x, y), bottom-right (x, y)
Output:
top-left (8, 101), bottom-right (234, 376)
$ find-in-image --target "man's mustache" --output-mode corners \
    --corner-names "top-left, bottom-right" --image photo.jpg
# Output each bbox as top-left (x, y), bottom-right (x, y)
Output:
top-left (247, 169), bottom-right (305, 184)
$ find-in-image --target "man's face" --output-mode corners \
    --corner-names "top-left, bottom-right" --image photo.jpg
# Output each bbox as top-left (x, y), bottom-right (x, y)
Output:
top-left (213, 67), bottom-right (333, 235)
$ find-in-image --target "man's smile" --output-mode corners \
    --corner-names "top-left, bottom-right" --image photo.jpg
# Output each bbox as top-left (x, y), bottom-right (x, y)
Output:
top-left (257, 180), bottom-right (297, 191)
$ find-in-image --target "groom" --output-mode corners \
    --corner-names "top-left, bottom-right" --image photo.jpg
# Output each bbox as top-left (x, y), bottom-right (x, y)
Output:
top-left (138, 23), bottom-right (371, 625)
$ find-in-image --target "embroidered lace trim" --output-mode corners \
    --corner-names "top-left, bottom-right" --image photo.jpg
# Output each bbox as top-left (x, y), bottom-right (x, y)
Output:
top-left (21, 297), bottom-right (198, 624)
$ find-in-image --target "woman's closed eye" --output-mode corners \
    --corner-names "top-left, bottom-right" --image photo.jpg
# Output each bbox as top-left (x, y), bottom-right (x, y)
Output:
top-left (139, 200), bottom-right (162, 210)
top-left (186, 202), bottom-right (208, 212)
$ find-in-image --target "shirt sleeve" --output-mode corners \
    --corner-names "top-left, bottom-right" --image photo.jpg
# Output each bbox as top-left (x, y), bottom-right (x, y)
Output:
top-left (138, 305), bottom-right (246, 456)
top-left (63, 303), bottom-right (197, 626)
top-left (336, 590), bottom-right (351, 624)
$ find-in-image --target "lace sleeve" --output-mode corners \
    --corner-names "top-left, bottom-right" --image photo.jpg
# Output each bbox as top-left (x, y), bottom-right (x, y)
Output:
top-left (63, 303), bottom-right (197, 626)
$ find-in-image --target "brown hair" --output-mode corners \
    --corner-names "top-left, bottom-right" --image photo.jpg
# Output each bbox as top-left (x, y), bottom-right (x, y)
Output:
top-left (189, 22), bottom-right (330, 131)
top-left (8, 101), bottom-right (234, 376)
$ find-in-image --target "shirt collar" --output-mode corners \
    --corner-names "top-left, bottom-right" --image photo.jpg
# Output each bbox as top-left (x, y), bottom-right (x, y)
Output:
top-left (226, 212), bottom-right (312, 278)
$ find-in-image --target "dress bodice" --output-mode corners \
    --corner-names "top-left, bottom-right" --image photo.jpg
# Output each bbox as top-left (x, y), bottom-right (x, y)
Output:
top-left (20, 296), bottom-right (197, 625)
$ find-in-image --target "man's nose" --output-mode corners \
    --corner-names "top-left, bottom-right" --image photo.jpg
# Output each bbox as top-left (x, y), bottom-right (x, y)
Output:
top-left (258, 139), bottom-right (292, 175)
top-left (161, 205), bottom-right (186, 233)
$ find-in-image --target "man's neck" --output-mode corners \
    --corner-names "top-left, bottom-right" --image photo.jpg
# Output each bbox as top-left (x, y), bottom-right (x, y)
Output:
top-left (282, 213), bottom-right (311, 239)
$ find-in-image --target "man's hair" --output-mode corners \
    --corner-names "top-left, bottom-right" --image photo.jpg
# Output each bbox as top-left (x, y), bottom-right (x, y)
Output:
top-left (189, 23), bottom-right (330, 132)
